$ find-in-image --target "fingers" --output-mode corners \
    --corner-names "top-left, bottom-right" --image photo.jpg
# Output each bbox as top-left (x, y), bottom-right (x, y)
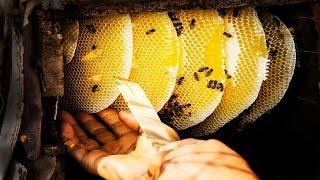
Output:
top-left (58, 110), bottom-right (87, 140)
top-left (157, 139), bottom-right (257, 180)
top-left (118, 111), bottom-right (140, 132)
top-left (97, 109), bottom-right (133, 137)
top-left (75, 111), bottom-right (117, 144)
top-left (60, 122), bottom-right (88, 164)
top-left (58, 110), bottom-right (100, 151)
top-left (60, 116), bottom-right (110, 175)
top-left (163, 139), bottom-right (239, 162)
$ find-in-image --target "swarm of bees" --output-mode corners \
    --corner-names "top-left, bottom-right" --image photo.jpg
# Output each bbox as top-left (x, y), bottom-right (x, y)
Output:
top-left (62, 7), bottom-right (296, 137)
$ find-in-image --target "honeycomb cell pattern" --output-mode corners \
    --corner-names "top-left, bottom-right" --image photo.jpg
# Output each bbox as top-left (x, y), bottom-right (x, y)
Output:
top-left (112, 12), bottom-right (180, 112)
top-left (62, 20), bottom-right (79, 64)
top-left (239, 13), bottom-right (296, 126)
top-left (186, 7), bottom-right (269, 136)
top-left (163, 10), bottom-right (226, 130)
top-left (61, 12), bottom-right (133, 113)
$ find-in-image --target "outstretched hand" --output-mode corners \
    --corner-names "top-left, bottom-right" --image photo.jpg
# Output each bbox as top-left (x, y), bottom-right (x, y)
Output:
top-left (59, 109), bottom-right (152, 179)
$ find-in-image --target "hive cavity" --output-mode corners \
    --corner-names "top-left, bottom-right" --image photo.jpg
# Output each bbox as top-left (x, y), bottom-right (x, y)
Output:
top-left (62, 12), bottom-right (133, 113)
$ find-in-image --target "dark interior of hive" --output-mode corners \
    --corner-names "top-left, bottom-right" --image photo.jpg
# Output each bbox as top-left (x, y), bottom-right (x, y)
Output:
top-left (0, 1), bottom-right (319, 179)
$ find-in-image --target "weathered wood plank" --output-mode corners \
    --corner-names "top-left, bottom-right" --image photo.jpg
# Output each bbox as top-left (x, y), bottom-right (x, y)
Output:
top-left (0, 19), bottom-right (24, 180)
top-left (36, 11), bottom-right (64, 97)
top-left (19, 24), bottom-right (42, 160)
top-left (40, 0), bottom-right (318, 10)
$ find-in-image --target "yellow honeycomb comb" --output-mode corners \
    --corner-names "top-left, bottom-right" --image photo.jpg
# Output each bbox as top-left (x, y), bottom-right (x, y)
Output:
top-left (159, 10), bottom-right (226, 130)
top-left (62, 12), bottom-right (133, 113)
top-left (112, 12), bottom-right (181, 112)
top-left (186, 7), bottom-right (269, 136)
top-left (239, 13), bottom-right (296, 126)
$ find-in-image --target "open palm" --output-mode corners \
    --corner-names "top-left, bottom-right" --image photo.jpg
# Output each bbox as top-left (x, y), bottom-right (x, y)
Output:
top-left (59, 108), bottom-right (151, 178)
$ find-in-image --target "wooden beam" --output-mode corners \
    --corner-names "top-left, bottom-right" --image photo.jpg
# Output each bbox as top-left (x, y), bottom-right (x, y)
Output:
top-left (40, 0), bottom-right (318, 10)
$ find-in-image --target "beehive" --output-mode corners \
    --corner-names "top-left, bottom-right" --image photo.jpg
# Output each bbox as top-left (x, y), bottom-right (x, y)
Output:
top-left (111, 12), bottom-right (180, 112)
top-left (159, 10), bottom-right (226, 130)
top-left (61, 12), bottom-right (133, 113)
top-left (239, 13), bottom-right (296, 126)
top-left (185, 7), bottom-right (269, 136)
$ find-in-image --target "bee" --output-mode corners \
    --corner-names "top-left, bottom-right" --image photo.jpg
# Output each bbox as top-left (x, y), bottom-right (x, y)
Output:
top-left (211, 80), bottom-right (217, 89)
top-left (198, 66), bottom-right (209, 72)
top-left (86, 24), bottom-right (96, 33)
top-left (216, 83), bottom-right (224, 92)
top-left (91, 84), bottom-right (100, 93)
top-left (194, 72), bottom-right (200, 81)
top-left (218, 8), bottom-right (227, 17)
top-left (223, 32), bottom-right (232, 38)
top-left (207, 80), bottom-right (214, 88)
top-left (180, 104), bottom-right (187, 108)
top-left (205, 68), bottom-right (213, 77)
top-left (146, 28), bottom-right (156, 35)
top-left (172, 93), bottom-right (178, 99)
top-left (190, 19), bottom-right (196, 30)
top-left (269, 50), bottom-right (278, 57)
top-left (174, 101), bottom-right (179, 107)
top-left (233, 8), bottom-right (240, 17)
top-left (177, 76), bottom-right (185, 85)
top-left (220, 83), bottom-right (224, 91)
top-left (224, 70), bottom-right (232, 79)
top-left (92, 44), bottom-right (97, 50)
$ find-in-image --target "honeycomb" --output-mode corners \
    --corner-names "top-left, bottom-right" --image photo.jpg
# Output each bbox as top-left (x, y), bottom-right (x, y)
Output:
top-left (62, 20), bottom-right (79, 64)
top-left (112, 12), bottom-right (180, 112)
top-left (159, 10), bottom-right (226, 130)
top-left (239, 13), bottom-right (296, 125)
top-left (185, 7), bottom-right (269, 136)
top-left (61, 12), bottom-right (133, 113)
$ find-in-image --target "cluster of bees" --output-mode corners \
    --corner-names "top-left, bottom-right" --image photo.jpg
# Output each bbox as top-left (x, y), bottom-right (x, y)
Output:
top-left (158, 93), bottom-right (192, 127)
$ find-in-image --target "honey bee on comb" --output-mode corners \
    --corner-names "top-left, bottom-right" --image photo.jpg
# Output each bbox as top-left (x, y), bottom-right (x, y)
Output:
top-left (146, 28), bottom-right (156, 35)
top-left (168, 11), bottom-right (184, 36)
top-left (193, 72), bottom-right (200, 81)
top-left (205, 68), bottom-right (214, 77)
top-left (190, 18), bottom-right (196, 29)
top-left (177, 76), bottom-right (185, 85)
top-left (198, 66), bottom-right (209, 72)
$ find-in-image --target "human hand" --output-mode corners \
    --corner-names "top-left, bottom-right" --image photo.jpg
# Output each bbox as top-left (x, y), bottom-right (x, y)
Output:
top-left (154, 139), bottom-right (258, 180)
top-left (58, 108), bottom-right (154, 179)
